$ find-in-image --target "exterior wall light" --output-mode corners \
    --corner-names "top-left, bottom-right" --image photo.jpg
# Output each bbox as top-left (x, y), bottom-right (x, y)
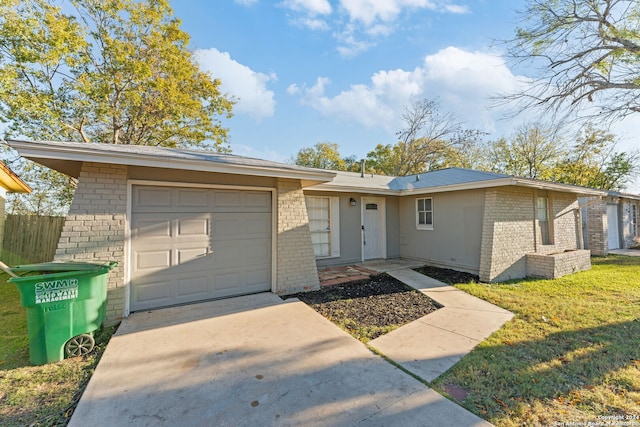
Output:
top-left (349, 197), bottom-right (357, 206)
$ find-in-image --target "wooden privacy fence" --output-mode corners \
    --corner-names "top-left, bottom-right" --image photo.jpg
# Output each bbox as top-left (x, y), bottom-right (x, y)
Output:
top-left (1, 215), bottom-right (66, 265)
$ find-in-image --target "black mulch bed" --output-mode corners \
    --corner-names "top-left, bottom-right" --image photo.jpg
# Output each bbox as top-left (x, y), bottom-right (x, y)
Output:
top-left (287, 273), bottom-right (441, 341)
top-left (413, 265), bottom-right (479, 285)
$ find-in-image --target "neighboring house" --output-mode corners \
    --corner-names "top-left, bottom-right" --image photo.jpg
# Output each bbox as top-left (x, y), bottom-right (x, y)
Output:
top-left (0, 161), bottom-right (32, 251)
top-left (7, 140), bottom-right (606, 322)
top-left (582, 192), bottom-right (640, 255)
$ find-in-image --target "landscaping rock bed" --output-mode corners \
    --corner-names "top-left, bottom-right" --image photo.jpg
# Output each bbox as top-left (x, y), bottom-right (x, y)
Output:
top-left (413, 265), bottom-right (479, 284)
top-left (288, 273), bottom-right (441, 341)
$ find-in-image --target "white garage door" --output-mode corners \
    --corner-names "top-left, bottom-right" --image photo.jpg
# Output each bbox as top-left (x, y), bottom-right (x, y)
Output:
top-left (130, 185), bottom-right (272, 311)
top-left (607, 204), bottom-right (620, 250)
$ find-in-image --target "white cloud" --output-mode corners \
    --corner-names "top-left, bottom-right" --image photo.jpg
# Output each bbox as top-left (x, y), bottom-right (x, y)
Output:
top-left (279, 0), bottom-right (469, 56)
top-left (195, 48), bottom-right (277, 122)
top-left (444, 4), bottom-right (469, 14)
top-left (281, 0), bottom-right (332, 15)
top-left (292, 47), bottom-right (525, 134)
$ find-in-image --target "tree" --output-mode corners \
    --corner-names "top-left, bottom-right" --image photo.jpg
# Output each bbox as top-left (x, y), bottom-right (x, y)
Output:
top-left (0, 0), bottom-right (233, 214)
top-left (366, 98), bottom-right (484, 176)
top-left (293, 142), bottom-right (359, 171)
top-left (506, 0), bottom-right (640, 123)
top-left (483, 122), bottom-right (638, 191)
top-left (486, 123), bottom-right (564, 180)
top-left (0, 0), bottom-right (232, 147)
top-left (552, 124), bottom-right (638, 191)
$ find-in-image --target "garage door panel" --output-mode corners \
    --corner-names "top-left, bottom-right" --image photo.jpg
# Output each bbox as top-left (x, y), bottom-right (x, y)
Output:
top-left (177, 217), bottom-right (209, 236)
top-left (246, 192), bottom-right (270, 209)
top-left (214, 213), bottom-right (271, 239)
top-left (136, 250), bottom-right (171, 270)
top-left (132, 218), bottom-right (172, 239)
top-left (135, 187), bottom-right (172, 209)
top-left (176, 276), bottom-right (209, 298)
top-left (246, 268), bottom-right (271, 287)
top-left (177, 189), bottom-right (208, 207)
top-left (130, 185), bottom-right (272, 311)
top-left (245, 239), bottom-right (271, 263)
top-left (213, 191), bottom-right (242, 208)
top-left (133, 279), bottom-right (172, 309)
top-left (177, 248), bottom-right (208, 264)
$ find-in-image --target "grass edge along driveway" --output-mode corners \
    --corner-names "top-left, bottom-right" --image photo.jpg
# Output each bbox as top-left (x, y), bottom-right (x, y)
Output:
top-left (0, 272), bottom-right (114, 427)
top-left (431, 255), bottom-right (640, 427)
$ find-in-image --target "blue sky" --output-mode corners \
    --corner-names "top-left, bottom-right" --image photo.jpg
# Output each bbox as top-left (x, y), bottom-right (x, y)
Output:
top-left (171, 0), bottom-right (640, 191)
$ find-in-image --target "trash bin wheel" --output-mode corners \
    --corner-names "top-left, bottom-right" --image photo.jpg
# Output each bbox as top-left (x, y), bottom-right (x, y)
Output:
top-left (65, 334), bottom-right (95, 357)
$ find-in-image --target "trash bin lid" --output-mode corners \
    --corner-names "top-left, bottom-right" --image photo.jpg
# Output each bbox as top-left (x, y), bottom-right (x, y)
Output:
top-left (10, 261), bottom-right (116, 274)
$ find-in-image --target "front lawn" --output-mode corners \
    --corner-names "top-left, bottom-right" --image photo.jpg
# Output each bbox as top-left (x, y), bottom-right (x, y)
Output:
top-left (433, 256), bottom-right (640, 426)
top-left (0, 273), bottom-right (115, 426)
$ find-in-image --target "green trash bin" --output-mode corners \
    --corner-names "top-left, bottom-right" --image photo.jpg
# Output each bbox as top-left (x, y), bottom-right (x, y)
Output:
top-left (8, 261), bottom-right (117, 365)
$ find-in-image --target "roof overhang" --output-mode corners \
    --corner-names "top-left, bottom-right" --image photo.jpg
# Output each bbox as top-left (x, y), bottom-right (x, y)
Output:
top-left (6, 139), bottom-right (336, 187)
top-left (308, 176), bottom-right (609, 196)
top-left (0, 161), bottom-right (32, 193)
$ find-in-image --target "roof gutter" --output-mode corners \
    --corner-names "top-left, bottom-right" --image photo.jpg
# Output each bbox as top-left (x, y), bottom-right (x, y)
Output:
top-left (512, 178), bottom-right (608, 196)
top-left (7, 139), bottom-right (336, 183)
top-left (0, 160), bottom-right (32, 193)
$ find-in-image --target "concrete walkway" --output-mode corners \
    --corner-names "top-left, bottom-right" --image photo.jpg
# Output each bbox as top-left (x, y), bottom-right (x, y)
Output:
top-left (609, 248), bottom-right (640, 256)
top-left (369, 269), bottom-right (514, 382)
top-left (70, 293), bottom-right (491, 427)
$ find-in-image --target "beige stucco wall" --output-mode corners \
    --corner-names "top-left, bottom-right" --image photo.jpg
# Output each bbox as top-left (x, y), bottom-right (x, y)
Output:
top-left (479, 187), bottom-right (582, 282)
top-left (398, 189), bottom-right (485, 274)
top-left (303, 191), bottom-right (401, 268)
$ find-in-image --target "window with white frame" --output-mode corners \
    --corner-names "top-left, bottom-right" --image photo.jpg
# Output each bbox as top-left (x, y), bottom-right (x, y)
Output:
top-left (537, 196), bottom-right (552, 245)
top-left (305, 196), bottom-right (340, 258)
top-left (631, 203), bottom-right (638, 236)
top-left (416, 197), bottom-right (433, 229)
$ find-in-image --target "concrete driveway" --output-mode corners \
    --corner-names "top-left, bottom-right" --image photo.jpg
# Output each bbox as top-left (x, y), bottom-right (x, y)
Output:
top-left (70, 293), bottom-right (490, 427)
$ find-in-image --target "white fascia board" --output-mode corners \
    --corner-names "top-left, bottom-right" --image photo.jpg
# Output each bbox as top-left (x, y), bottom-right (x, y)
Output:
top-left (306, 183), bottom-right (398, 195)
top-left (512, 178), bottom-right (608, 196)
top-left (8, 140), bottom-right (336, 183)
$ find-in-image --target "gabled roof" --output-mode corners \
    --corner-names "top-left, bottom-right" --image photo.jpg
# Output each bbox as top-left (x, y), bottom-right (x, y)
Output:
top-left (6, 139), bottom-right (609, 197)
top-left (310, 167), bottom-right (606, 196)
top-left (606, 190), bottom-right (640, 201)
top-left (6, 139), bottom-right (336, 187)
top-left (0, 161), bottom-right (31, 193)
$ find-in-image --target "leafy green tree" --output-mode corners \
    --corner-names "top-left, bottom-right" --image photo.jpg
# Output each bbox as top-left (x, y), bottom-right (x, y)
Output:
top-left (552, 125), bottom-right (638, 191)
top-left (506, 0), bottom-right (640, 122)
top-left (0, 0), bottom-right (233, 214)
top-left (293, 142), bottom-right (358, 171)
top-left (0, 0), bottom-right (232, 146)
top-left (486, 123), bottom-right (564, 180)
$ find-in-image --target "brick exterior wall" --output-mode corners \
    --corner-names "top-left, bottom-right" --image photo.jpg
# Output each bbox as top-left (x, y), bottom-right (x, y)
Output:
top-left (55, 162), bottom-right (127, 322)
top-left (585, 197), bottom-right (607, 256)
top-left (479, 187), bottom-right (585, 282)
top-left (275, 178), bottom-right (320, 294)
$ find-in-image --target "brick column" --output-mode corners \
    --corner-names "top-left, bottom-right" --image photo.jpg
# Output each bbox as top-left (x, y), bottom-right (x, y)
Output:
top-left (275, 178), bottom-right (320, 294)
top-left (585, 198), bottom-right (607, 256)
top-left (55, 162), bottom-right (127, 321)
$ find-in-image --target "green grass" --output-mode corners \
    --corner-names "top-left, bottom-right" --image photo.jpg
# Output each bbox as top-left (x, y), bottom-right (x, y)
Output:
top-left (432, 256), bottom-right (640, 426)
top-left (0, 273), bottom-right (115, 426)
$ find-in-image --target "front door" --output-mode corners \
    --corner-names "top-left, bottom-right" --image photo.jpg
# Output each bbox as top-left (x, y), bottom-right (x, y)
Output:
top-left (362, 197), bottom-right (386, 260)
